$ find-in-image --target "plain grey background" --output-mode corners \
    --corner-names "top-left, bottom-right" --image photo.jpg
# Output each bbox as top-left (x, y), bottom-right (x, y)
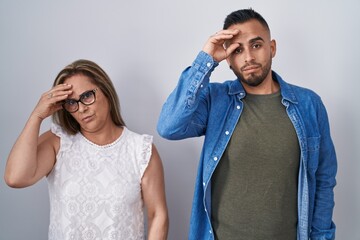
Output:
top-left (1, 0), bottom-right (359, 239)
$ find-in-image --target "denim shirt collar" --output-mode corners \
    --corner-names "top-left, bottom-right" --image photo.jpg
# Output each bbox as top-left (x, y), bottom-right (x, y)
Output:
top-left (228, 71), bottom-right (299, 105)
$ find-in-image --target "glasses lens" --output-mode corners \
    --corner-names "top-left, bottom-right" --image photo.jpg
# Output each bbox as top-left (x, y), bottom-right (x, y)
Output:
top-left (63, 99), bottom-right (78, 113)
top-left (81, 90), bottom-right (95, 105)
top-left (62, 89), bottom-right (96, 113)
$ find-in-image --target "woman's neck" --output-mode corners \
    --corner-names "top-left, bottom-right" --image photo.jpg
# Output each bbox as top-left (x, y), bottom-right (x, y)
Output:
top-left (81, 123), bottom-right (123, 146)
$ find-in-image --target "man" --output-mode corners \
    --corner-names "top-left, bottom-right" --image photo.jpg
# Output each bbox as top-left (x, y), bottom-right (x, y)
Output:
top-left (157, 8), bottom-right (337, 240)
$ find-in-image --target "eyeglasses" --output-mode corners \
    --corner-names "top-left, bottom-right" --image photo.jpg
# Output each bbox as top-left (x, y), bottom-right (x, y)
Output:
top-left (62, 88), bottom-right (98, 113)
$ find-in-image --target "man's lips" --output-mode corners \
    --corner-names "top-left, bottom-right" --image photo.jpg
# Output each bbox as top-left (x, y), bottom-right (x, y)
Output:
top-left (241, 64), bottom-right (261, 72)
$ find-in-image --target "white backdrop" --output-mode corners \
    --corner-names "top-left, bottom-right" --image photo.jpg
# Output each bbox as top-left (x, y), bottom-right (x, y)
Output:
top-left (0, 0), bottom-right (359, 239)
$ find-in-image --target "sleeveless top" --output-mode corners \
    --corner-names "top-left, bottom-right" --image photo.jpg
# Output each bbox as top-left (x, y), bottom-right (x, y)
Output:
top-left (47, 123), bottom-right (152, 240)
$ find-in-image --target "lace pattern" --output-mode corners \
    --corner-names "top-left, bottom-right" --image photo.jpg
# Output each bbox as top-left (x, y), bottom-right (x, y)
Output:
top-left (48, 124), bottom-right (153, 240)
top-left (139, 135), bottom-right (153, 178)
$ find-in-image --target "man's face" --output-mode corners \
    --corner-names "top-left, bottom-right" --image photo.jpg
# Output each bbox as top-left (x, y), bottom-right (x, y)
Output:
top-left (225, 19), bottom-right (276, 87)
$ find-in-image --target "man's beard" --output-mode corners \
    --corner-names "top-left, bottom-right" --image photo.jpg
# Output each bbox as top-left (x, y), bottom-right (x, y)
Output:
top-left (234, 58), bottom-right (272, 87)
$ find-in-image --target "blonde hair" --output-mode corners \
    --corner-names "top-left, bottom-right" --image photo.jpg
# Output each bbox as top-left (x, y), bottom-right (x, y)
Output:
top-left (52, 59), bottom-right (125, 135)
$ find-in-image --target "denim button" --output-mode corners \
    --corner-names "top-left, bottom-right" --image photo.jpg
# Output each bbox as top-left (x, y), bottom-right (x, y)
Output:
top-left (206, 62), bottom-right (211, 67)
top-left (213, 157), bottom-right (218, 161)
top-left (236, 105), bottom-right (240, 109)
top-left (225, 131), bottom-right (229, 135)
top-left (200, 84), bottom-right (203, 88)
top-left (203, 182), bottom-right (205, 186)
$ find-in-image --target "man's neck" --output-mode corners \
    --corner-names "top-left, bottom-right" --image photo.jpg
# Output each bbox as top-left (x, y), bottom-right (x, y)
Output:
top-left (242, 75), bottom-right (279, 95)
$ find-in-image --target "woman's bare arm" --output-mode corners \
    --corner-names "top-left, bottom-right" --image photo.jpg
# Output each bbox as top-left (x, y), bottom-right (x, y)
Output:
top-left (4, 84), bottom-right (72, 188)
top-left (142, 144), bottom-right (169, 240)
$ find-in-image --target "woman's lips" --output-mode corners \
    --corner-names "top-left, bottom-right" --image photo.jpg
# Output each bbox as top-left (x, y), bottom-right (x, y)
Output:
top-left (82, 115), bottom-right (94, 123)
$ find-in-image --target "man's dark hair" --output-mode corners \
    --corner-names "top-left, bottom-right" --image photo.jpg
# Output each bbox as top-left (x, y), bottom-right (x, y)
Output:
top-left (223, 8), bottom-right (270, 31)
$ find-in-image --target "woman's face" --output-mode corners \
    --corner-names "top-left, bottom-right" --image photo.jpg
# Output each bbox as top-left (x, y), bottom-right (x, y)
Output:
top-left (63, 74), bottom-right (112, 135)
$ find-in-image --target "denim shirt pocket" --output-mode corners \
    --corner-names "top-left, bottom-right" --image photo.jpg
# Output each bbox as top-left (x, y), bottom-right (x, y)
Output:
top-left (306, 136), bottom-right (321, 171)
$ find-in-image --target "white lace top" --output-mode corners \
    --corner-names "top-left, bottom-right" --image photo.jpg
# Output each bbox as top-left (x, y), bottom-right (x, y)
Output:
top-left (47, 124), bottom-right (152, 240)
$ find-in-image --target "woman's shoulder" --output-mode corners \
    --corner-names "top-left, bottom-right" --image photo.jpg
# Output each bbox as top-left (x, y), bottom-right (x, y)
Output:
top-left (38, 129), bottom-right (60, 154)
top-left (124, 127), bottom-right (153, 142)
top-left (49, 123), bottom-right (76, 152)
top-left (123, 128), bottom-right (154, 177)
top-left (123, 128), bottom-right (153, 157)
top-left (51, 123), bottom-right (68, 137)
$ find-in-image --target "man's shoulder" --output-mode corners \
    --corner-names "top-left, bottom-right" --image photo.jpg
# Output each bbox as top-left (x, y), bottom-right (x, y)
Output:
top-left (286, 82), bottom-right (321, 101)
top-left (275, 73), bottom-right (321, 102)
top-left (208, 79), bottom-right (241, 92)
top-left (281, 81), bottom-right (327, 117)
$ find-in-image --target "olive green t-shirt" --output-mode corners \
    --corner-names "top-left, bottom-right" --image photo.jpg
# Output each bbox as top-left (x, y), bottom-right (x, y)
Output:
top-left (211, 91), bottom-right (300, 240)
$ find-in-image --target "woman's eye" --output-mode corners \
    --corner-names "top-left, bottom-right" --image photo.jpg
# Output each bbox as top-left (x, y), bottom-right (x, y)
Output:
top-left (83, 92), bottom-right (92, 99)
top-left (66, 100), bottom-right (77, 105)
top-left (81, 91), bottom-right (93, 101)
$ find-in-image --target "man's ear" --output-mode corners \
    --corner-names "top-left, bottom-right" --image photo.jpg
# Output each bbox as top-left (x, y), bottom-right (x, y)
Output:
top-left (271, 39), bottom-right (277, 58)
top-left (226, 57), bottom-right (232, 69)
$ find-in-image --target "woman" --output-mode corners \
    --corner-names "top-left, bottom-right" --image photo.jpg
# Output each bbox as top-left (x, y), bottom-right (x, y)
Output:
top-left (4, 59), bottom-right (169, 240)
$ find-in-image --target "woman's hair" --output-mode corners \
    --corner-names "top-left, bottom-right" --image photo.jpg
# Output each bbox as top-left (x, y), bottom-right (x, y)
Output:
top-left (52, 59), bottom-right (125, 135)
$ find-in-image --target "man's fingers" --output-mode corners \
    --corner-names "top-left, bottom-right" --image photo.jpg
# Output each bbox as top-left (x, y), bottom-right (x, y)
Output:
top-left (225, 43), bottom-right (240, 58)
top-left (211, 29), bottom-right (239, 41)
top-left (213, 29), bottom-right (239, 36)
top-left (226, 42), bottom-right (240, 52)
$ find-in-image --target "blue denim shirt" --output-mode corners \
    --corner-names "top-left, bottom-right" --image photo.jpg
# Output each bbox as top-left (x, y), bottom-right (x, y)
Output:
top-left (157, 51), bottom-right (337, 240)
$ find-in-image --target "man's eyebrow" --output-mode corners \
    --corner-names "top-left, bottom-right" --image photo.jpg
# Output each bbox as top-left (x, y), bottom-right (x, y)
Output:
top-left (249, 36), bottom-right (264, 43)
top-left (233, 36), bottom-right (265, 47)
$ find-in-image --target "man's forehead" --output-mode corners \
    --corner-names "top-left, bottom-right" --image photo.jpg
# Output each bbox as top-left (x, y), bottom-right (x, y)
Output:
top-left (227, 20), bottom-right (270, 43)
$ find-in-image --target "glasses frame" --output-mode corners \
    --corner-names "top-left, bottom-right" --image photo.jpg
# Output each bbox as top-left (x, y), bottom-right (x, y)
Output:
top-left (62, 88), bottom-right (98, 113)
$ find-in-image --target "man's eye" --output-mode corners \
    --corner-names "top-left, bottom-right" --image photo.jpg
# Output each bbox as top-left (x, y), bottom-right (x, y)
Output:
top-left (235, 48), bottom-right (242, 54)
top-left (252, 43), bottom-right (261, 49)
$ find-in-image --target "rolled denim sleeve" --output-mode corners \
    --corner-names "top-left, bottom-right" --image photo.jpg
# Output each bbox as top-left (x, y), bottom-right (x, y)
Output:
top-left (310, 100), bottom-right (337, 240)
top-left (157, 51), bottom-right (218, 140)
